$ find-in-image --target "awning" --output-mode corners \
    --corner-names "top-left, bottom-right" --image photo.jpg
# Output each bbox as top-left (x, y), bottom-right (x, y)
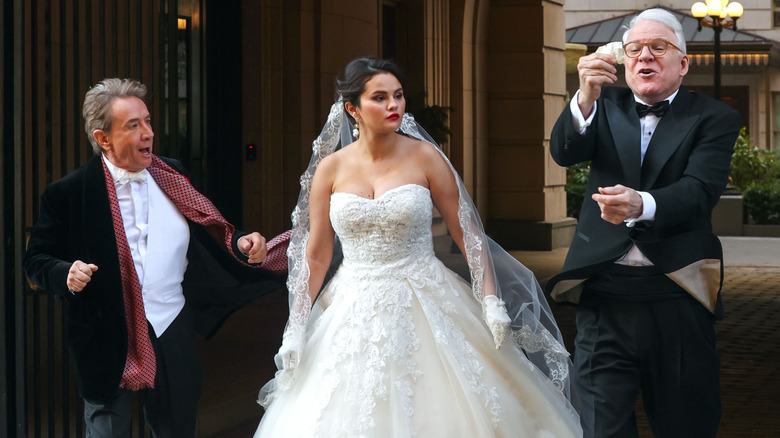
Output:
top-left (565, 6), bottom-right (780, 69)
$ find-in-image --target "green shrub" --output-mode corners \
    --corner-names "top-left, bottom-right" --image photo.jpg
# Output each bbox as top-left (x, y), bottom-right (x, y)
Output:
top-left (742, 179), bottom-right (780, 225)
top-left (728, 127), bottom-right (780, 224)
top-left (413, 105), bottom-right (453, 146)
top-left (565, 161), bottom-right (590, 218)
top-left (730, 127), bottom-right (780, 193)
top-left (405, 93), bottom-right (453, 146)
top-left (565, 184), bottom-right (587, 218)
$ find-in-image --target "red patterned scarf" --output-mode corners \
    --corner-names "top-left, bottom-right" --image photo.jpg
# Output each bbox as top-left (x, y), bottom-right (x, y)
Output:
top-left (103, 156), bottom-right (289, 389)
top-left (102, 161), bottom-right (157, 390)
top-left (146, 156), bottom-right (289, 270)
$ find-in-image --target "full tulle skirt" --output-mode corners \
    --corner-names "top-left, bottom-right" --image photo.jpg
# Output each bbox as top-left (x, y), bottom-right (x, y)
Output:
top-left (254, 255), bottom-right (581, 437)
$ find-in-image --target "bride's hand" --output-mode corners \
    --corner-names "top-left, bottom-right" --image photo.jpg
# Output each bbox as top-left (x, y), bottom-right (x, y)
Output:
top-left (276, 330), bottom-right (304, 372)
top-left (482, 295), bottom-right (511, 349)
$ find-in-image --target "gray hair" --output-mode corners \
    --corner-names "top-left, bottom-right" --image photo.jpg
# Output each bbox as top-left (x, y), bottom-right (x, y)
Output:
top-left (82, 78), bottom-right (148, 154)
top-left (623, 8), bottom-right (687, 54)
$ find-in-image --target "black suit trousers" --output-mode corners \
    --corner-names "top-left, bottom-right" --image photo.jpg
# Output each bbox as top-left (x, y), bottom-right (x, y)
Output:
top-left (84, 306), bottom-right (202, 438)
top-left (574, 280), bottom-right (720, 438)
top-left (144, 305), bottom-right (202, 437)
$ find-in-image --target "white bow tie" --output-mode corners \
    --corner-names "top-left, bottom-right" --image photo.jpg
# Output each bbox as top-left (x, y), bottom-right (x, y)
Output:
top-left (116, 168), bottom-right (149, 185)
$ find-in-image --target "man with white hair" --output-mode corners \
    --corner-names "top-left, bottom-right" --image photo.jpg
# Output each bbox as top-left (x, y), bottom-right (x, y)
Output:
top-left (548, 8), bottom-right (741, 437)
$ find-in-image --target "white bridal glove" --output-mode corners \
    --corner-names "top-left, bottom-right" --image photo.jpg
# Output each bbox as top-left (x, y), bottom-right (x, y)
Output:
top-left (275, 329), bottom-right (304, 373)
top-left (483, 295), bottom-right (511, 349)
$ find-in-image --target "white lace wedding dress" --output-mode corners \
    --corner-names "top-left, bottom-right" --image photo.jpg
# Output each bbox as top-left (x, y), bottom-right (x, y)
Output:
top-left (254, 184), bottom-right (581, 437)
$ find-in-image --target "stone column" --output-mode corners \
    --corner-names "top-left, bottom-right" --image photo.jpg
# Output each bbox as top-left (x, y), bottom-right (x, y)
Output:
top-left (484, 0), bottom-right (575, 250)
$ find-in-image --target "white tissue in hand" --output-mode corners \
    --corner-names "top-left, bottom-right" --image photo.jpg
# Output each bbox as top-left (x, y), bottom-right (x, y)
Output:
top-left (596, 41), bottom-right (625, 64)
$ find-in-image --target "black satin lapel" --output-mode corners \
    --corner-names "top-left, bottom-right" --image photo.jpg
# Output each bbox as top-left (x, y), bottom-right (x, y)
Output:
top-left (640, 109), bottom-right (699, 190)
top-left (604, 99), bottom-right (642, 189)
top-left (83, 156), bottom-right (120, 265)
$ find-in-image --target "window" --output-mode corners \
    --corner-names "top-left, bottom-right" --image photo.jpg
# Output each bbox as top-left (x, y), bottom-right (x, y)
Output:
top-left (382, 2), bottom-right (399, 60)
top-left (686, 85), bottom-right (749, 134)
top-left (774, 0), bottom-right (780, 27)
top-left (774, 93), bottom-right (780, 150)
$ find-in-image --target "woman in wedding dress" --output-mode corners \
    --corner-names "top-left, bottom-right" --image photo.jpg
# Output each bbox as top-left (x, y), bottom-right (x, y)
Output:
top-left (254, 58), bottom-right (582, 437)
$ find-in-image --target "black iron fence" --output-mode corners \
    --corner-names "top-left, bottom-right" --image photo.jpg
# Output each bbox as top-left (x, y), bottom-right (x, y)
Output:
top-left (2, 0), bottom-right (185, 435)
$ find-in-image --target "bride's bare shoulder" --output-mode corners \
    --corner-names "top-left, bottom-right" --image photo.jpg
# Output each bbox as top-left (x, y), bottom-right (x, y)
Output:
top-left (404, 137), bottom-right (441, 162)
top-left (319, 146), bottom-right (349, 168)
top-left (316, 145), bottom-right (361, 182)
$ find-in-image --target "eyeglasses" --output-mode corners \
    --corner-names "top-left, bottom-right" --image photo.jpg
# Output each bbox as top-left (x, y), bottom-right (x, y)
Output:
top-left (623, 39), bottom-right (683, 58)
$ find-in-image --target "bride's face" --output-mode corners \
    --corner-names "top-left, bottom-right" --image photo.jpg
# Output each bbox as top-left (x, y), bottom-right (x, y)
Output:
top-left (356, 73), bottom-right (405, 135)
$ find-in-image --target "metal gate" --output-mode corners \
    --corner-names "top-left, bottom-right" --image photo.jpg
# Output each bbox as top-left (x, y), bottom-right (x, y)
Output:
top-left (1, 0), bottom-right (195, 435)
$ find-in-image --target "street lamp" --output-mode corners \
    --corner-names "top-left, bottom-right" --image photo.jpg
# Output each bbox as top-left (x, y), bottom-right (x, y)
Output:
top-left (691, 0), bottom-right (744, 100)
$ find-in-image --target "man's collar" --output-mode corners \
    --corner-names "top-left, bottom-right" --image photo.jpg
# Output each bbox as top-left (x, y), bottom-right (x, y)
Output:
top-left (634, 88), bottom-right (680, 107)
top-left (102, 154), bottom-right (148, 184)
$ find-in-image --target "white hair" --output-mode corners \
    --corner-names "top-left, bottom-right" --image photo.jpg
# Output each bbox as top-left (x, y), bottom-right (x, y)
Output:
top-left (82, 78), bottom-right (147, 154)
top-left (623, 8), bottom-right (687, 54)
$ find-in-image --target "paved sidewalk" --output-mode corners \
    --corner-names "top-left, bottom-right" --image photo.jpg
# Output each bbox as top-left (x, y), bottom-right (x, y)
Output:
top-left (714, 265), bottom-right (780, 437)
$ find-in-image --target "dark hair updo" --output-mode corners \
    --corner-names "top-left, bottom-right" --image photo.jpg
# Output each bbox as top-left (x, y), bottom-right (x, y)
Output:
top-left (336, 57), bottom-right (408, 111)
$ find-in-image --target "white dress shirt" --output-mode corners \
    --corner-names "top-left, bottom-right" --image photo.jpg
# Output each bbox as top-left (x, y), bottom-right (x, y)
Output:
top-left (103, 156), bottom-right (189, 335)
top-left (568, 89), bottom-right (679, 266)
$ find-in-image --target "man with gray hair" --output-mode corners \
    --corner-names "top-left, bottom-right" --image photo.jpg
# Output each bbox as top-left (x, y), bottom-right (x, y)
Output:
top-left (548, 8), bottom-right (740, 437)
top-left (24, 78), bottom-right (287, 437)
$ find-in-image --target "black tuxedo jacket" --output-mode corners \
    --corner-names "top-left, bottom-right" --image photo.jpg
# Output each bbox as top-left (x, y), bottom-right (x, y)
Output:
top-left (24, 154), bottom-right (285, 403)
top-left (547, 86), bottom-right (741, 314)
